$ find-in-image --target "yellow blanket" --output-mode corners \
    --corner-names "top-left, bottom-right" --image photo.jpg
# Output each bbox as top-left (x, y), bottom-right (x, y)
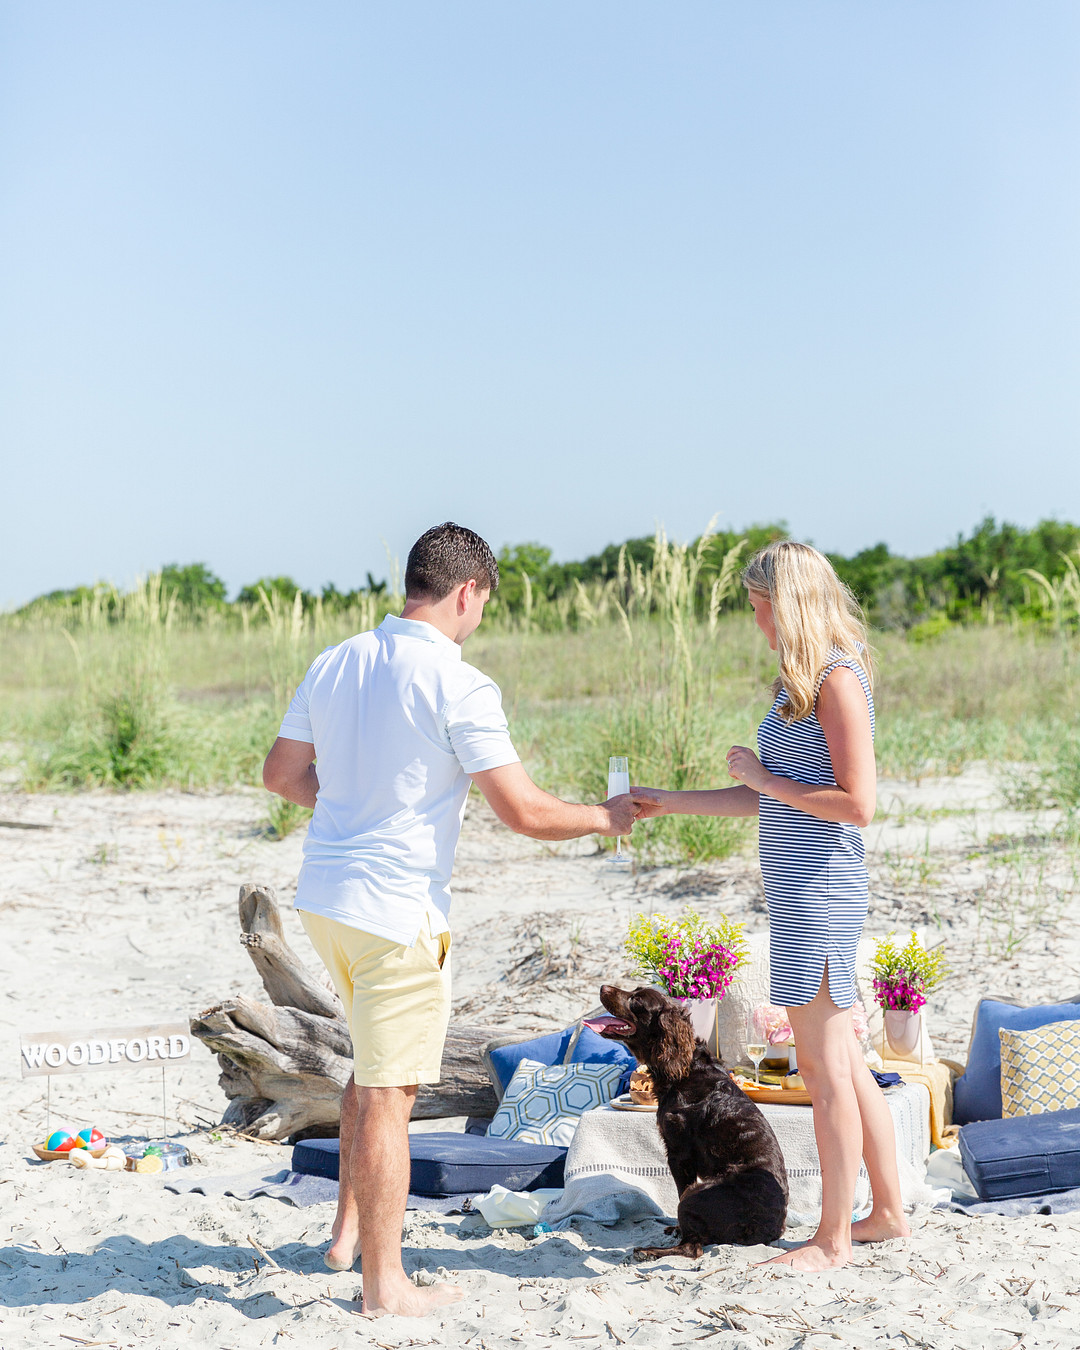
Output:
top-left (882, 1057), bottom-right (954, 1149)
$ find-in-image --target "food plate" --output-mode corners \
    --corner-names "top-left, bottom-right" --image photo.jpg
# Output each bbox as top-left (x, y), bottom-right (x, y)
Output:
top-left (609, 1092), bottom-right (657, 1113)
top-left (734, 1079), bottom-right (813, 1107)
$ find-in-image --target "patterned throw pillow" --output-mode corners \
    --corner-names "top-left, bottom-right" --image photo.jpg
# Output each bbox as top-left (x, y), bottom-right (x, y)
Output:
top-left (486, 1058), bottom-right (624, 1146)
top-left (1000, 1021), bottom-right (1080, 1118)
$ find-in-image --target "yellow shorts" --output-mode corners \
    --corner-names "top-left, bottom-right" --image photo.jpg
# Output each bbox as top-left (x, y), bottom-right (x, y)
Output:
top-left (299, 910), bottom-right (452, 1088)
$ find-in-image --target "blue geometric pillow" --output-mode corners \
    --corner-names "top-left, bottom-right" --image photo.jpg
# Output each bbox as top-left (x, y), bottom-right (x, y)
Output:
top-left (486, 1059), bottom-right (624, 1146)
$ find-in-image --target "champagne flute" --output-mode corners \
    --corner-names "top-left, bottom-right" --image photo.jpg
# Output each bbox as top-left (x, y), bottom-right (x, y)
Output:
top-left (746, 1008), bottom-right (768, 1086)
top-left (608, 755), bottom-right (630, 862)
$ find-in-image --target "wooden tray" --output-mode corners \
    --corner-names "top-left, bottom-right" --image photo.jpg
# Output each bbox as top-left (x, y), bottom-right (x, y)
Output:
top-left (735, 1080), bottom-right (813, 1107)
top-left (31, 1145), bottom-right (108, 1163)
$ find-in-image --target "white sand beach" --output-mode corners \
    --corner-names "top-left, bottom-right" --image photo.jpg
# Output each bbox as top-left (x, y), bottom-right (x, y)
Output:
top-left (2, 770), bottom-right (1080, 1349)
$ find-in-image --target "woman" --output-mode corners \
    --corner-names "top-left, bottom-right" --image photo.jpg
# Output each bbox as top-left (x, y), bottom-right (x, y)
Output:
top-left (633, 541), bottom-right (909, 1270)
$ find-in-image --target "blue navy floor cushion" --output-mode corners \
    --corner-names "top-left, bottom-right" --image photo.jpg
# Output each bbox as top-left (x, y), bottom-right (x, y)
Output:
top-left (958, 1107), bottom-right (1080, 1201)
top-left (293, 1134), bottom-right (567, 1197)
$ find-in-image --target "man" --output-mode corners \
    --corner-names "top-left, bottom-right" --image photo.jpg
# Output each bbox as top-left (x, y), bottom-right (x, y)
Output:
top-left (262, 522), bottom-right (637, 1318)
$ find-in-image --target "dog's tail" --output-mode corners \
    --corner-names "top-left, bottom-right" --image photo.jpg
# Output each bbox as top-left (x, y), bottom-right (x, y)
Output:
top-left (677, 1169), bottom-right (788, 1247)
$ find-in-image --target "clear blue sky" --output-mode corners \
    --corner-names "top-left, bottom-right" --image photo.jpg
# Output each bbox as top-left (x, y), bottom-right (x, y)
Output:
top-left (2, 1), bottom-right (1078, 607)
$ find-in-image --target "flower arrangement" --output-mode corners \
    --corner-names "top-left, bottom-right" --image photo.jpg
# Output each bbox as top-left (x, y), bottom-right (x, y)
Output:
top-left (755, 1004), bottom-right (794, 1046)
top-left (869, 931), bottom-right (948, 1013)
top-left (625, 910), bottom-right (748, 1001)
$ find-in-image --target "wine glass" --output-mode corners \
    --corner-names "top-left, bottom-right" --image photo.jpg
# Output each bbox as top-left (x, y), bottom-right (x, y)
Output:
top-left (608, 755), bottom-right (630, 863)
top-left (746, 1007), bottom-right (769, 1086)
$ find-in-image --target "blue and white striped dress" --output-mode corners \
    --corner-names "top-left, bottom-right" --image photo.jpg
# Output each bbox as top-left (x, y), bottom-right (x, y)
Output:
top-left (757, 649), bottom-right (874, 1010)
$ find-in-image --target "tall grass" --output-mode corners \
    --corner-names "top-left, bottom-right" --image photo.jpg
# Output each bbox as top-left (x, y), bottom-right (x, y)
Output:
top-left (2, 533), bottom-right (1078, 863)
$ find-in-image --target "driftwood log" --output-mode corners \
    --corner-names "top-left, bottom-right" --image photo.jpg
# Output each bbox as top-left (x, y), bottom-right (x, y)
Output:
top-left (190, 883), bottom-right (501, 1140)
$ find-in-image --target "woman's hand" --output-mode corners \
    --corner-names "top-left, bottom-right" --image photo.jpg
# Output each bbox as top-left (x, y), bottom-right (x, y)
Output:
top-left (726, 745), bottom-right (771, 792)
top-left (630, 788), bottom-right (669, 819)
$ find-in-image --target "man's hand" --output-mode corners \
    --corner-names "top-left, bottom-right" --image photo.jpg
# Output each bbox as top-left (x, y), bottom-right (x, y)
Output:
top-left (596, 793), bottom-right (639, 837)
top-left (471, 762), bottom-right (639, 842)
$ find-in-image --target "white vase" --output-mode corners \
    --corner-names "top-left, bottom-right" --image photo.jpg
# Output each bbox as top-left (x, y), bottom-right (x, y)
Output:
top-left (884, 1009), bottom-right (922, 1057)
top-left (674, 997), bottom-right (718, 1051)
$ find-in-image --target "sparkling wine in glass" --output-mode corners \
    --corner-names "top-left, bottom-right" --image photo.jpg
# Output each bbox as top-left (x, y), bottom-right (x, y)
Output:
top-left (608, 755), bottom-right (630, 861)
top-left (746, 1008), bottom-right (769, 1086)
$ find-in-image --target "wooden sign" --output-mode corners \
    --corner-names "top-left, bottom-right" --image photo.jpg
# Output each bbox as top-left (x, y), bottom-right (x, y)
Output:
top-left (19, 1022), bottom-right (192, 1078)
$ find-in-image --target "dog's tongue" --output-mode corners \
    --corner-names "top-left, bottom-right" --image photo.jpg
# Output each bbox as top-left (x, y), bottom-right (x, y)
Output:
top-left (584, 1015), bottom-right (633, 1035)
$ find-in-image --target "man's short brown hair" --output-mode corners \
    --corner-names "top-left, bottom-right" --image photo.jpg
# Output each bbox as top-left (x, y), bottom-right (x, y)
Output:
top-left (404, 522), bottom-right (499, 601)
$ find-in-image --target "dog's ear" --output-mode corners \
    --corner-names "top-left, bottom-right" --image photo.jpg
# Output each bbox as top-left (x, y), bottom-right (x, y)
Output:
top-left (652, 1006), bottom-right (696, 1082)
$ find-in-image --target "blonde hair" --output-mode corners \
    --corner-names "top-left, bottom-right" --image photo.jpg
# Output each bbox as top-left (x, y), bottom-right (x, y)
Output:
top-left (741, 541), bottom-right (873, 722)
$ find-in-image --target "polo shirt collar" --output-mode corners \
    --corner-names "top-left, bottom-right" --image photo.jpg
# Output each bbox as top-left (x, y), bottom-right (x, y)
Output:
top-left (379, 613), bottom-right (463, 659)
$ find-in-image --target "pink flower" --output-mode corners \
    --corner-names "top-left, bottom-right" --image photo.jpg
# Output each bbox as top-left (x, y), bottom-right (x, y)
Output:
top-left (872, 972), bottom-right (926, 1013)
top-left (657, 936), bottom-right (740, 1000)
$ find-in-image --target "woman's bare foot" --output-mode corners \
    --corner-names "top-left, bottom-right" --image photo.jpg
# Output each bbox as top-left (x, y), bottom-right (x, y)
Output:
top-left (360, 1276), bottom-right (464, 1317)
top-left (756, 1239), bottom-right (852, 1271)
top-left (851, 1211), bottom-right (910, 1243)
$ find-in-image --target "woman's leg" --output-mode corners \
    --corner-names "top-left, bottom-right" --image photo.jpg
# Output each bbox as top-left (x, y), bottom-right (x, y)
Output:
top-left (759, 969), bottom-right (862, 1270)
top-left (847, 1033), bottom-right (910, 1242)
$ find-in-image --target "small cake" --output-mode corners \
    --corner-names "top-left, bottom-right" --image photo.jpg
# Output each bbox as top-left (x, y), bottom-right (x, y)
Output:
top-left (629, 1068), bottom-right (657, 1106)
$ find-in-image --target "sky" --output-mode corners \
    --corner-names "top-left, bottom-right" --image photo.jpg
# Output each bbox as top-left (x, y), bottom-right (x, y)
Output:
top-left (2, 1), bottom-right (1079, 607)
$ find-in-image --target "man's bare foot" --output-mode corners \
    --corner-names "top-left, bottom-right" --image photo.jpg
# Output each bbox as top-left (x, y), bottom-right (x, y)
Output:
top-left (851, 1211), bottom-right (910, 1244)
top-left (324, 1234), bottom-right (362, 1271)
top-left (360, 1278), bottom-right (465, 1317)
top-left (755, 1240), bottom-right (851, 1271)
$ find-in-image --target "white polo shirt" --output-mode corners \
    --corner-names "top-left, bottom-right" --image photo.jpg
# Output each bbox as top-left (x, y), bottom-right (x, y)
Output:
top-left (277, 614), bottom-right (519, 946)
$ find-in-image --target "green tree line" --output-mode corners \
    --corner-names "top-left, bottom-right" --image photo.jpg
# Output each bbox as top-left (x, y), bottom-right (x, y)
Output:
top-left (11, 516), bottom-right (1080, 631)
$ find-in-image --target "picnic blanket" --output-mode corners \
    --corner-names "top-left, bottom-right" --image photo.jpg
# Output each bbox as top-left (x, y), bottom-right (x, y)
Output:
top-left (165, 1167), bottom-right (470, 1214)
top-left (948, 1187), bottom-right (1080, 1217)
top-left (166, 1168), bottom-right (339, 1207)
top-left (543, 1082), bottom-right (947, 1230)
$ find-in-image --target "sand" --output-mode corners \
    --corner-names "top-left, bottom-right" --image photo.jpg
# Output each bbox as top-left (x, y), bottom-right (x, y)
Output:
top-left (2, 770), bottom-right (1079, 1348)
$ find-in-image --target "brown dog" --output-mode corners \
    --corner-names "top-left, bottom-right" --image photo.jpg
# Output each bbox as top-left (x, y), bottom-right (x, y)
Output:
top-left (597, 984), bottom-right (788, 1260)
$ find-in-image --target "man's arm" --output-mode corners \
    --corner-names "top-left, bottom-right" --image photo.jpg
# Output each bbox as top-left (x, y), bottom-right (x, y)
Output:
top-left (470, 762), bottom-right (637, 841)
top-left (263, 737), bottom-right (319, 809)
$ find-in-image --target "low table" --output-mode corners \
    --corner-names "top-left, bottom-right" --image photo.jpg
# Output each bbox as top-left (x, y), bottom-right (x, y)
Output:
top-left (542, 1081), bottom-right (940, 1229)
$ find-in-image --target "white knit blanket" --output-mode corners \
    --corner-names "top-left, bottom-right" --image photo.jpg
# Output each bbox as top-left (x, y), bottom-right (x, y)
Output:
top-left (542, 1082), bottom-right (946, 1230)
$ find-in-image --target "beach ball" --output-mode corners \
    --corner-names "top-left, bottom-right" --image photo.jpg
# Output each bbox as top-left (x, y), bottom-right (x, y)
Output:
top-left (75, 1127), bottom-right (106, 1151)
top-left (45, 1131), bottom-right (77, 1153)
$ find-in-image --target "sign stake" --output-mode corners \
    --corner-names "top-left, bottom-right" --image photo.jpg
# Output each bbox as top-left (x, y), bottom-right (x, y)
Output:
top-left (161, 1065), bottom-right (168, 1140)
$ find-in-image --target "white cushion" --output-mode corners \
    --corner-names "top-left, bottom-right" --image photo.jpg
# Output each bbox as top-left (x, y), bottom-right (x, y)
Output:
top-left (716, 932), bottom-right (910, 1068)
top-left (714, 933), bottom-right (771, 1068)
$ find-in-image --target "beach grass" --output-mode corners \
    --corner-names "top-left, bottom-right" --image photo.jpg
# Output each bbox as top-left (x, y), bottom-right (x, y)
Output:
top-left (2, 566), bottom-right (1078, 863)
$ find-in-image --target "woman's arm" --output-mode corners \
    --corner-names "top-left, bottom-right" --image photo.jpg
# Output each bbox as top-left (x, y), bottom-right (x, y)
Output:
top-left (631, 785), bottom-right (760, 818)
top-left (727, 666), bottom-right (876, 827)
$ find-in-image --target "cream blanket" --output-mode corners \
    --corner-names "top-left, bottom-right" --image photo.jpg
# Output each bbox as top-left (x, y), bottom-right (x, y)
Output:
top-left (542, 1081), bottom-right (947, 1230)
